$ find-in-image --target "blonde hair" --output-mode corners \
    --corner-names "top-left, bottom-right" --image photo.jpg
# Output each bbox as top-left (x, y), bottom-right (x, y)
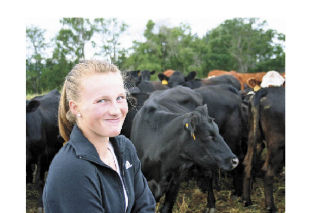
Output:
top-left (58, 60), bottom-right (124, 142)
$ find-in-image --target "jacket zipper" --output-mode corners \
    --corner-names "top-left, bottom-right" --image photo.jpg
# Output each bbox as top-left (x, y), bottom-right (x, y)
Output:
top-left (78, 155), bottom-right (126, 213)
top-left (121, 162), bottom-right (129, 213)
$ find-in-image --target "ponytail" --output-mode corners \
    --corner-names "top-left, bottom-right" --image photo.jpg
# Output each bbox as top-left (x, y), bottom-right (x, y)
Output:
top-left (58, 82), bottom-right (74, 142)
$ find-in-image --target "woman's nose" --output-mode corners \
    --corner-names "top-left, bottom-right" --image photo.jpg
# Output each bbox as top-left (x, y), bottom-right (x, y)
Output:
top-left (108, 102), bottom-right (121, 115)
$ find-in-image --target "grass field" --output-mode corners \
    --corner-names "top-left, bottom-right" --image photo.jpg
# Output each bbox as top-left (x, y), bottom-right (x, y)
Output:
top-left (26, 91), bottom-right (51, 100)
top-left (27, 172), bottom-right (285, 213)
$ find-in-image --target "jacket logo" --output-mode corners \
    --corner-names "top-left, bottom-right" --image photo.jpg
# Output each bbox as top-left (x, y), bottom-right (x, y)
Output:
top-left (125, 161), bottom-right (132, 169)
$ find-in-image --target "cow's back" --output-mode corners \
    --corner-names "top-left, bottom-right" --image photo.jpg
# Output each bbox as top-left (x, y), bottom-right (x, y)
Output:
top-left (258, 87), bottom-right (285, 142)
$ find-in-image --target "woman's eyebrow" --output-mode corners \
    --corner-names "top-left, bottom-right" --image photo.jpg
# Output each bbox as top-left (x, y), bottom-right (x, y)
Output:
top-left (97, 92), bottom-right (126, 100)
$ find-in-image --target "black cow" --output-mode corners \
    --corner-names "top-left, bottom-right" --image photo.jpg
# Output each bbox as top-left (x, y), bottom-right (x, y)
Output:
top-left (26, 89), bottom-right (63, 211)
top-left (124, 70), bottom-right (155, 85)
top-left (158, 71), bottom-right (196, 88)
top-left (242, 87), bottom-right (285, 212)
top-left (139, 70), bottom-right (156, 81)
top-left (130, 86), bottom-right (239, 213)
top-left (121, 87), bottom-right (150, 139)
top-left (121, 72), bottom-right (168, 138)
top-left (158, 71), bottom-right (241, 90)
top-left (194, 85), bottom-right (247, 205)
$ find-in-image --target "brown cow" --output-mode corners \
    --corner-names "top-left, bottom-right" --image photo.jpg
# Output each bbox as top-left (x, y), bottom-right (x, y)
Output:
top-left (242, 87), bottom-right (285, 212)
top-left (207, 70), bottom-right (265, 90)
top-left (207, 70), bottom-right (232, 78)
top-left (246, 71), bottom-right (285, 91)
top-left (207, 70), bottom-right (285, 91)
top-left (163, 69), bottom-right (175, 77)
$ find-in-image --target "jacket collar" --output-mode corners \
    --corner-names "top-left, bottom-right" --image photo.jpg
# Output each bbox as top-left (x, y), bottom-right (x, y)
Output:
top-left (69, 125), bottom-right (125, 163)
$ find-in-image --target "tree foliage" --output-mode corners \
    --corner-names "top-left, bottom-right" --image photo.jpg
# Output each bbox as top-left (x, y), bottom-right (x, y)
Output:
top-left (201, 18), bottom-right (285, 74)
top-left (26, 17), bottom-right (285, 94)
top-left (94, 18), bottom-right (128, 66)
top-left (56, 18), bottom-right (95, 62)
top-left (122, 20), bottom-right (202, 79)
top-left (26, 26), bottom-right (49, 93)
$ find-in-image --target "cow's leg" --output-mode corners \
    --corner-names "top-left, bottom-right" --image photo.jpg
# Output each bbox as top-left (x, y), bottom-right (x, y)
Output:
top-left (263, 145), bottom-right (284, 213)
top-left (264, 167), bottom-right (276, 213)
top-left (206, 176), bottom-right (216, 213)
top-left (232, 164), bottom-right (243, 197)
top-left (26, 162), bottom-right (34, 184)
top-left (160, 179), bottom-right (180, 213)
top-left (35, 156), bottom-right (47, 213)
top-left (242, 142), bottom-right (256, 206)
top-left (148, 180), bottom-right (162, 202)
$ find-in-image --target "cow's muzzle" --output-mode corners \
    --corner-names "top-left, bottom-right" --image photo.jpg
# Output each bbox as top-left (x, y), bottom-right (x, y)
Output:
top-left (231, 157), bottom-right (239, 169)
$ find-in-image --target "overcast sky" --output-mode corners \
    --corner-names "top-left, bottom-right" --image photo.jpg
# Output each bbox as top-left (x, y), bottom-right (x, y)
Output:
top-left (26, 16), bottom-right (285, 59)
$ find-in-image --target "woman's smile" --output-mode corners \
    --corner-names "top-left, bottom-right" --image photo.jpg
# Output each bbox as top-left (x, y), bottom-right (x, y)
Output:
top-left (104, 118), bottom-right (121, 124)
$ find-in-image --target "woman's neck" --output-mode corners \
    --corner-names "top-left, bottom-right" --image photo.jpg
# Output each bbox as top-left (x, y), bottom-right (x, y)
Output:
top-left (80, 127), bottom-right (110, 158)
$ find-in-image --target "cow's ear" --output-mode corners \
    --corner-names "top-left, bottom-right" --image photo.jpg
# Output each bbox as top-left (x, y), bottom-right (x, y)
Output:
top-left (129, 70), bottom-right (140, 78)
top-left (247, 78), bottom-right (258, 88)
top-left (129, 86), bottom-right (141, 95)
top-left (150, 70), bottom-right (156, 75)
top-left (183, 115), bottom-right (198, 141)
top-left (26, 100), bottom-right (40, 113)
top-left (158, 73), bottom-right (168, 81)
top-left (185, 71), bottom-right (197, 81)
top-left (195, 104), bottom-right (208, 116)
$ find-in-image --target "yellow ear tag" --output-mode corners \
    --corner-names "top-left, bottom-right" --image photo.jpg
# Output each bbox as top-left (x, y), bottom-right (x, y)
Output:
top-left (162, 80), bottom-right (168, 85)
top-left (185, 123), bottom-right (189, 128)
top-left (254, 85), bottom-right (261, 92)
top-left (192, 134), bottom-right (196, 141)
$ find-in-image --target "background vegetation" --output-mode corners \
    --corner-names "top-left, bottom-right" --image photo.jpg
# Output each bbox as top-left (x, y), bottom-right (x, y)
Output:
top-left (26, 17), bottom-right (285, 94)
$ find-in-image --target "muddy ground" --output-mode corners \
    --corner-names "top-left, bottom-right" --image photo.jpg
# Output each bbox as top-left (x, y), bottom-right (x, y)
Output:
top-left (27, 172), bottom-right (284, 213)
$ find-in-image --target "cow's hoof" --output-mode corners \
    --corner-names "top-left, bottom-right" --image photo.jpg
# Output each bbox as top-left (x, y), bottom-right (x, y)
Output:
top-left (37, 207), bottom-right (44, 213)
top-left (205, 208), bottom-right (215, 213)
top-left (243, 200), bottom-right (252, 207)
top-left (266, 206), bottom-right (277, 213)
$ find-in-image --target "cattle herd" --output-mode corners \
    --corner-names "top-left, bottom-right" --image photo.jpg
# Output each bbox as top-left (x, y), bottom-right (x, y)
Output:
top-left (26, 69), bottom-right (285, 213)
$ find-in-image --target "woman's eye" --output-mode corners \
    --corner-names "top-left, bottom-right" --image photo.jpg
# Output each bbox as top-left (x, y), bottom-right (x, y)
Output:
top-left (117, 96), bottom-right (126, 102)
top-left (97, 99), bottom-right (106, 103)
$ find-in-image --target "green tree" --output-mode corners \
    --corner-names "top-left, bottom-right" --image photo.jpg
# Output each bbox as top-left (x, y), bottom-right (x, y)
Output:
top-left (26, 26), bottom-right (48, 94)
top-left (122, 20), bottom-right (162, 72)
top-left (201, 18), bottom-right (285, 74)
top-left (94, 18), bottom-right (128, 67)
top-left (123, 20), bottom-right (202, 78)
top-left (56, 18), bottom-right (95, 62)
top-left (35, 18), bottom-right (96, 92)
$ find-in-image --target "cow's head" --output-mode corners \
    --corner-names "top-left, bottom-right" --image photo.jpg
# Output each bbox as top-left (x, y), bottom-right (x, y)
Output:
top-left (139, 70), bottom-right (156, 81)
top-left (158, 73), bottom-right (169, 85)
top-left (26, 99), bottom-right (40, 113)
top-left (247, 78), bottom-right (261, 91)
top-left (181, 105), bottom-right (239, 171)
top-left (163, 71), bottom-right (185, 88)
top-left (124, 70), bottom-right (141, 88)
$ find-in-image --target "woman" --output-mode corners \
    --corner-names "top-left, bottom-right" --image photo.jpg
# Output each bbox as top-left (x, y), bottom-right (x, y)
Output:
top-left (42, 60), bottom-right (156, 213)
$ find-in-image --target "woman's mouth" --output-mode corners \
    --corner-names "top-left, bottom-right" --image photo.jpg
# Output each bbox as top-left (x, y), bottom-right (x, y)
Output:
top-left (105, 118), bottom-right (121, 124)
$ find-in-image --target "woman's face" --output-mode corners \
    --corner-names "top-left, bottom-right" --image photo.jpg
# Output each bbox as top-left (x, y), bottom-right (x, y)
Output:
top-left (73, 72), bottom-right (128, 139)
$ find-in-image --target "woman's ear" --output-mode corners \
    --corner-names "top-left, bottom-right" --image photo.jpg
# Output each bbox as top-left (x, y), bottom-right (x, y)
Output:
top-left (69, 100), bottom-right (79, 116)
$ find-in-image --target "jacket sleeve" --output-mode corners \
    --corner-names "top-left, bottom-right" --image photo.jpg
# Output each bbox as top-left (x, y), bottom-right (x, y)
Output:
top-left (131, 145), bottom-right (156, 213)
top-left (43, 156), bottom-right (104, 213)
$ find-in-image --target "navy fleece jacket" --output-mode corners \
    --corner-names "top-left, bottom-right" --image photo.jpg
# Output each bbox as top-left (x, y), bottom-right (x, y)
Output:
top-left (43, 125), bottom-right (155, 213)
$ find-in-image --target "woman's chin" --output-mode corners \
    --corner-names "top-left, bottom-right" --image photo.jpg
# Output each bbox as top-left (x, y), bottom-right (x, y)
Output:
top-left (106, 128), bottom-right (122, 137)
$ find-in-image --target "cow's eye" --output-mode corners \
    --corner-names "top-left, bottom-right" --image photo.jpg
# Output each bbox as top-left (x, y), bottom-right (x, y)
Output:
top-left (206, 135), bottom-right (214, 141)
